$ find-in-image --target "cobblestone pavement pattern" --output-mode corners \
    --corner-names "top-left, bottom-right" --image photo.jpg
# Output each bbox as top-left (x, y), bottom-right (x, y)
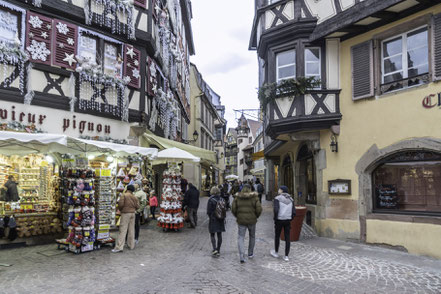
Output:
top-left (1, 197), bottom-right (441, 294)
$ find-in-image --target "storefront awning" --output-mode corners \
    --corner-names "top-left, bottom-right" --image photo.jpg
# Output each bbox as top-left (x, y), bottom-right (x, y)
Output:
top-left (152, 147), bottom-right (200, 165)
top-left (142, 132), bottom-right (217, 163)
top-left (0, 131), bottom-right (158, 158)
top-left (252, 150), bottom-right (264, 160)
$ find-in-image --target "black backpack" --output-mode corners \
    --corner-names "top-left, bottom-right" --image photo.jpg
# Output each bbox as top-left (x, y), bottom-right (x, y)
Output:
top-left (214, 198), bottom-right (227, 219)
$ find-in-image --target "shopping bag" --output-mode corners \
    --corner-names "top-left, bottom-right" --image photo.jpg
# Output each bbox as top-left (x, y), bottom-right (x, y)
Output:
top-left (184, 210), bottom-right (189, 222)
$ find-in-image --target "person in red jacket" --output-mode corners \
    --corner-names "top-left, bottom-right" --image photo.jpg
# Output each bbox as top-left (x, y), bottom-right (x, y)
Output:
top-left (149, 191), bottom-right (158, 220)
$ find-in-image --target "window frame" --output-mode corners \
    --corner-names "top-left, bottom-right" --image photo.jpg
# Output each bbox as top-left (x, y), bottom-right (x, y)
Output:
top-left (372, 14), bottom-right (433, 96)
top-left (304, 47), bottom-right (321, 82)
top-left (276, 49), bottom-right (296, 83)
top-left (77, 28), bottom-right (123, 77)
top-left (380, 25), bottom-right (429, 85)
top-left (0, 5), bottom-right (25, 50)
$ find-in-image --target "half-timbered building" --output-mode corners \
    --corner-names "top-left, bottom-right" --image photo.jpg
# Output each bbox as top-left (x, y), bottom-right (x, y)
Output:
top-left (250, 0), bottom-right (441, 258)
top-left (0, 0), bottom-right (194, 143)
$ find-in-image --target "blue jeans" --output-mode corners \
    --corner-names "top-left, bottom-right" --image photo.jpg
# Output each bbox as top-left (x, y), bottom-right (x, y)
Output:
top-left (238, 224), bottom-right (256, 260)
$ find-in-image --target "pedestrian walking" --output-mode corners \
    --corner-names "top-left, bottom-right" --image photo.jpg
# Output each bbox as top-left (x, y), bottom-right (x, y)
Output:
top-left (220, 183), bottom-right (230, 210)
top-left (112, 185), bottom-right (140, 253)
top-left (270, 185), bottom-right (296, 262)
top-left (207, 186), bottom-right (226, 257)
top-left (255, 178), bottom-right (264, 203)
top-left (231, 184), bottom-right (262, 263)
top-left (149, 191), bottom-right (158, 220)
top-left (183, 183), bottom-right (200, 228)
top-left (134, 183), bottom-right (147, 244)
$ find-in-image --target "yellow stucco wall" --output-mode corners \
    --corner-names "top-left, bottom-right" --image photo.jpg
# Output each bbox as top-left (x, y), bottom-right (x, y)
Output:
top-left (316, 218), bottom-right (359, 240)
top-left (319, 4), bottom-right (441, 257)
top-left (367, 220), bottom-right (441, 259)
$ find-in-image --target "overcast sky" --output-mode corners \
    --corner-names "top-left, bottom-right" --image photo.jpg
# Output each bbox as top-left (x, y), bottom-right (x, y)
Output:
top-left (190, 0), bottom-right (259, 129)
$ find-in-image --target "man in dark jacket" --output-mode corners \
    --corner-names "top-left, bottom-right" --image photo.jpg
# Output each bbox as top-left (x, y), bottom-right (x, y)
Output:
top-left (183, 183), bottom-right (200, 228)
top-left (232, 184), bottom-right (262, 263)
top-left (271, 185), bottom-right (296, 262)
top-left (255, 178), bottom-right (264, 203)
top-left (4, 176), bottom-right (19, 202)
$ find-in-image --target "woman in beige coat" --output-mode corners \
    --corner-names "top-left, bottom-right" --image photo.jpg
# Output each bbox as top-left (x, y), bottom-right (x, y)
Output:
top-left (112, 185), bottom-right (140, 253)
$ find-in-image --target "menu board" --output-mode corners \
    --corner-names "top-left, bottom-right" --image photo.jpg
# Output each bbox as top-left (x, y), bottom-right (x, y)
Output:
top-left (376, 184), bottom-right (398, 209)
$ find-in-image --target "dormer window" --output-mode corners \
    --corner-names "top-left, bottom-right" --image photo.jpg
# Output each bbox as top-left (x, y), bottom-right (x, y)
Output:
top-left (0, 9), bottom-right (19, 48)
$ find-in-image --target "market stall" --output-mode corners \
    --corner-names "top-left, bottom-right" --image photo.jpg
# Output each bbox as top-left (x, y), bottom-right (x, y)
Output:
top-left (152, 148), bottom-right (199, 232)
top-left (0, 131), bottom-right (157, 252)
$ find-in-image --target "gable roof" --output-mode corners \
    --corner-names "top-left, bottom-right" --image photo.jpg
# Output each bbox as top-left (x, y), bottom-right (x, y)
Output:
top-left (248, 119), bottom-right (262, 139)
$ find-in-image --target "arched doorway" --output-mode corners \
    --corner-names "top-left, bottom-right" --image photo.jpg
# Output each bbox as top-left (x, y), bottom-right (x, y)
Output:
top-left (282, 155), bottom-right (293, 194)
top-left (297, 144), bottom-right (317, 207)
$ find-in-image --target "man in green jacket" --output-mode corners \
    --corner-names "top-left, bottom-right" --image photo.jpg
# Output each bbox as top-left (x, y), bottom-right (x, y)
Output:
top-left (232, 184), bottom-right (262, 263)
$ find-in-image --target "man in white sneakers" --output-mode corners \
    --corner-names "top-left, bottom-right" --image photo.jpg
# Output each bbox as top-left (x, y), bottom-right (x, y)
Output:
top-left (270, 185), bottom-right (296, 261)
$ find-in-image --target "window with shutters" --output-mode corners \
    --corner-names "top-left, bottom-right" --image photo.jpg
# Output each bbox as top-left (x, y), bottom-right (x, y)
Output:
top-left (381, 26), bottom-right (429, 93)
top-left (77, 31), bottom-right (122, 77)
top-left (276, 49), bottom-right (296, 82)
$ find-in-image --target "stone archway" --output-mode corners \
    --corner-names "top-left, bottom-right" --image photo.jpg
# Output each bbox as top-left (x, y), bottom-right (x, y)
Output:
top-left (355, 137), bottom-right (441, 241)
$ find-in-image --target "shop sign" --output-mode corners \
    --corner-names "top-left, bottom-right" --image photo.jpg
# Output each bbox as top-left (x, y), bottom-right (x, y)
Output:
top-left (422, 93), bottom-right (441, 108)
top-left (0, 103), bottom-right (130, 139)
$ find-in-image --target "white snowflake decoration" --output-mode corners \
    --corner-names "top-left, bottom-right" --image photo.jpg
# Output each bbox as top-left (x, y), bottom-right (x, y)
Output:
top-left (56, 22), bottom-right (69, 35)
top-left (132, 68), bottom-right (140, 79)
top-left (67, 38), bottom-right (74, 45)
top-left (29, 15), bottom-right (43, 29)
top-left (134, 60), bottom-right (139, 66)
top-left (27, 40), bottom-right (50, 61)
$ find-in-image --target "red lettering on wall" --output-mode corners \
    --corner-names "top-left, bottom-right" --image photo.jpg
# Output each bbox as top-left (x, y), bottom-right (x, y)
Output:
top-left (423, 94), bottom-right (437, 108)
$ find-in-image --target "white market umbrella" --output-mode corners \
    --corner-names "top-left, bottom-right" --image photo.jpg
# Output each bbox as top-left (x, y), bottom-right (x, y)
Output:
top-left (152, 147), bottom-right (200, 165)
top-left (225, 174), bottom-right (239, 181)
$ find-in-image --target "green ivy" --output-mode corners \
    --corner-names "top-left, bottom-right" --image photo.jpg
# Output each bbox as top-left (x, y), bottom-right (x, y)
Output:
top-left (258, 77), bottom-right (321, 113)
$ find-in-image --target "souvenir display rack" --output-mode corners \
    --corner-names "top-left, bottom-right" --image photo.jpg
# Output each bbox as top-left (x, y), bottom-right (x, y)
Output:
top-left (61, 167), bottom-right (96, 254)
top-left (158, 164), bottom-right (184, 231)
top-left (95, 168), bottom-right (115, 245)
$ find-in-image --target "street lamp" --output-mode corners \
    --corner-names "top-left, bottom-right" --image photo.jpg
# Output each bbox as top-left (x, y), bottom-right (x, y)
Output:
top-left (330, 135), bottom-right (338, 153)
top-left (182, 130), bottom-right (199, 144)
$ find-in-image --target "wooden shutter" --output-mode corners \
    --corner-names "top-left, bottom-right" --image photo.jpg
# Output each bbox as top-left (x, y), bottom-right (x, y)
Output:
top-left (26, 12), bottom-right (52, 65)
top-left (52, 19), bottom-right (78, 70)
top-left (351, 40), bottom-right (374, 100)
top-left (124, 45), bottom-right (141, 88)
top-left (147, 56), bottom-right (155, 96)
top-left (433, 13), bottom-right (441, 81)
top-left (134, 0), bottom-right (146, 8)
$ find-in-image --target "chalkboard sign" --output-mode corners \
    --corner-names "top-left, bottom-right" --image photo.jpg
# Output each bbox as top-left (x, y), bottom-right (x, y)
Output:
top-left (376, 184), bottom-right (398, 209)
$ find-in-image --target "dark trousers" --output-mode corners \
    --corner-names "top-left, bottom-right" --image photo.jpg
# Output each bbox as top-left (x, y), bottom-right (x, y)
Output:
top-left (188, 207), bottom-right (198, 227)
top-left (135, 213), bottom-right (141, 241)
top-left (258, 193), bottom-right (262, 203)
top-left (210, 232), bottom-right (222, 252)
top-left (275, 220), bottom-right (291, 256)
top-left (150, 206), bottom-right (156, 219)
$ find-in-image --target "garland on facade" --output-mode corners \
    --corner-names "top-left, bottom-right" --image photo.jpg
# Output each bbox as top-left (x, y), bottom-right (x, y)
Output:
top-left (0, 121), bottom-right (44, 133)
top-left (79, 135), bottom-right (128, 145)
top-left (258, 77), bottom-right (322, 113)
top-left (85, 0), bottom-right (135, 40)
top-left (76, 55), bottom-right (130, 121)
top-left (0, 42), bottom-right (28, 95)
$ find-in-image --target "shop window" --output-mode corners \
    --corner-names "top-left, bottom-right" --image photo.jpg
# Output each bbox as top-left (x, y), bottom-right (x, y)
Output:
top-left (249, 137), bottom-right (252, 144)
top-left (372, 151), bottom-right (441, 214)
top-left (381, 27), bottom-right (428, 92)
top-left (238, 139), bottom-right (243, 144)
top-left (276, 49), bottom-right (296, 82)
top-left (240, 158), bottom-right (244, 165)
top-left (305, 48), bottom-right (321, 84)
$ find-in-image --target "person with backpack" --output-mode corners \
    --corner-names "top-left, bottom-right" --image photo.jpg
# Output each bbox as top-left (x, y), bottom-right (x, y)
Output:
top-left (231, 184), bottom-right (262, 263)
top-left (183, 183), bottom-right (200, 228)
top-left (207, 186), bottom-right (226, 257)
top-left (270, 185), bottom-right (296, 262)
top-left (255, 178), bottom-right (264, 203)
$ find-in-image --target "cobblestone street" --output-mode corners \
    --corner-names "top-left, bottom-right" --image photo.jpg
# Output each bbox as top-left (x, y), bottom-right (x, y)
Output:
top-left (1, 197), bottom-right (441, 294)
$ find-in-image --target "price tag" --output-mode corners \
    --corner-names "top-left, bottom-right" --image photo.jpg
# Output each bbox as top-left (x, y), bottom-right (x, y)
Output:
top-left (84, 231), bottom-right (90, 237)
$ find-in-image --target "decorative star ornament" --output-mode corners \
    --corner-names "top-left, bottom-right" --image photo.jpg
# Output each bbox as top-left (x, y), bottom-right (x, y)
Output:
top-left (154, 4), bottom-right (161, 16)
top-left (67, 38), bottom-right (74, 45)
top-left (126, 47), bottom-right (135, 59)
top-left (134, 60), bottom-right (139, 66)
top-left (41, 32), bottom-right (48, 39)
top-left (132, 68), bottom-right (140, 79)
top-left (59, 43), bottom-right (65, 48)
top-left (63, 53), bottom-right (77, 66)
top-left (47, 24), bottom-right (51, 30)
